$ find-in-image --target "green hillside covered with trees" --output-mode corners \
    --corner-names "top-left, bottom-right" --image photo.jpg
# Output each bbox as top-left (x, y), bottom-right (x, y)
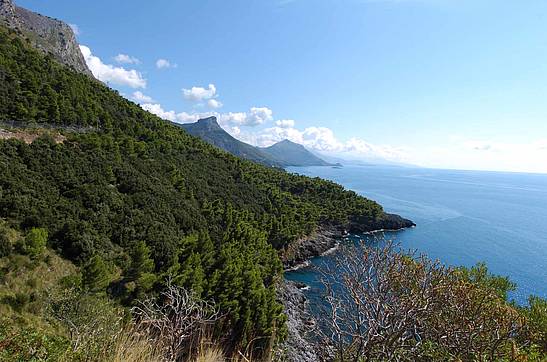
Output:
top-left (0, 24), bottom-right (403, 357)
top-left (1, 23), bottom-right (544, 362)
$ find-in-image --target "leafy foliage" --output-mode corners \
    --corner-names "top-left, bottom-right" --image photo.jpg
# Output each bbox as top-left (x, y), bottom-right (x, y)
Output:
top-left (319, 242), bottom-right (547, 361)
top-left (17, 227), bottom-right (48, 258)
top-left (0, 24), bottom-right (386, 353)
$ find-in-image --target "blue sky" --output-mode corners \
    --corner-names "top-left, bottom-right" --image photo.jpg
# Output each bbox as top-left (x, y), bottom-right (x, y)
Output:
top-left (18, 0), bottom-right (547, 173)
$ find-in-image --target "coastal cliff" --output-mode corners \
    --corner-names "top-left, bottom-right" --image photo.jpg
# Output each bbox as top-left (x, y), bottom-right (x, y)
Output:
top-left (0, 0), bottom-right (91, 75)
top-left (276, 281), bottom-right (322, 362)
top-left (282, 213), bottom-right (415, 269)
top-left (279, 214), bottom-right (415, 362)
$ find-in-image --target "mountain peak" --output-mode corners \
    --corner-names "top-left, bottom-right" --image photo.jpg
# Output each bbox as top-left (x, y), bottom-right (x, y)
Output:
top-left (196, 116), bottom-right (222, 131)
top-left (0, 0), bottom-right (16, 21)
top-left (179, 117), bottom-right (284, 167)
top-left (277, 139), bottom-right (303, 147)
top-left (0, 0), bottom-right (92, 76)
top-left (263, 139), bottom-right (332, 166)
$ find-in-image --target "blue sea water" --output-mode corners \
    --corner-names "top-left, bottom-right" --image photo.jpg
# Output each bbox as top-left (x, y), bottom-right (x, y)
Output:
top-left (285, 165), bottom-right (547, 305)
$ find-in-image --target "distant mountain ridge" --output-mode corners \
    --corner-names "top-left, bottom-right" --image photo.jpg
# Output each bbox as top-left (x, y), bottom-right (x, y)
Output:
top-left (179, 117), bottom-right (332, 167)
top-left (179, 117), bottom-right (283, 167)
top-left (0, 0), bottom-right (91, 75)
top-left (262, 139), bottom-right (333, 167)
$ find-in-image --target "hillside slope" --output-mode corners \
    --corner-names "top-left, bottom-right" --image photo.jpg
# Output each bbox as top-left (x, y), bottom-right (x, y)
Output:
top-left (0, 24), bottom-right (413, 354)
top-left (179, 116), bottom-right (283, 167)
top-left (261, 139), bottom-right (332, 167)
top-left (180, 118), bottom-right (332, 167)
top-left (0, 0), bottom-right (91, 75)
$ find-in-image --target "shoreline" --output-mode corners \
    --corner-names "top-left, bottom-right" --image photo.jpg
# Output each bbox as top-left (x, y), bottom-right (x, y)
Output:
top-left (281, 214), bottom-right (415, 272)
top-left (278, 217), bottom-right (415, 361)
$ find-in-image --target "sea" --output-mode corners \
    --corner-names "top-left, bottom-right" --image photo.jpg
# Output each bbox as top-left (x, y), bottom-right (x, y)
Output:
top-left (285, 164), bottom-right (547, 306)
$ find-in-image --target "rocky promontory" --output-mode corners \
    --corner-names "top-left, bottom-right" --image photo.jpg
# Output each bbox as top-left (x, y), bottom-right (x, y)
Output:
top-left (0, 0), bottom-right (91, 76)
top-left (281, 213), bottom-right (415, 269)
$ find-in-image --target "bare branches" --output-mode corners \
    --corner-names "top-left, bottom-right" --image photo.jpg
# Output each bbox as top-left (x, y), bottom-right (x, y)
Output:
top-left (319, 240), bottom-right (526, 361)
top-left (131, 277), bottom-right (221, 361)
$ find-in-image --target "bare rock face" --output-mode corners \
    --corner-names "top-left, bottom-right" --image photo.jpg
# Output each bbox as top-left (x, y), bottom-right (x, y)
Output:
top-left (0, 0), bottom-right (92, 76)
top-left (275, 281), bottom-right (323, 362)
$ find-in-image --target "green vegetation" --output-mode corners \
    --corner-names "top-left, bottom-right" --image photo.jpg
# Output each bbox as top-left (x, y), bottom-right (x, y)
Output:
top-left (0, 24), bottom-right (387, 358)
top-left (0, 24), bottom-right (544, 361)
top-left (320, 242), bottom-right (547, 361)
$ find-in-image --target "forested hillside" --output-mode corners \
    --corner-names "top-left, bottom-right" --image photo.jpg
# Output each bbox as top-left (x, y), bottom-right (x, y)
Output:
top-left (0, 25), bottom-right (412, 357)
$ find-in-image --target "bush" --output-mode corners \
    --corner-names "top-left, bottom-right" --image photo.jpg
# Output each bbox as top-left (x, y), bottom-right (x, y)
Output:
top-left (0, 222), bottom-right (18, 258)
top-left (319, 241), bottom-right (541, 361)
top-left (0, 318), bottom-right (71, 361)
top-left (18, 228), bottom-right (48, 258)
top-left (522, 296), bottom-right (547, 353)
top-left (0, 232), bottom-right (12, 258)
top-left (47, 287), bottom-right (126, 359)
top-left (1, 292), bottom-right (30, 313)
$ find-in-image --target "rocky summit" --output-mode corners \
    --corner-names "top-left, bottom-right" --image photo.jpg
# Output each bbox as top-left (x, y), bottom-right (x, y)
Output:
top-left (0, 0), bottom-right (91, 76)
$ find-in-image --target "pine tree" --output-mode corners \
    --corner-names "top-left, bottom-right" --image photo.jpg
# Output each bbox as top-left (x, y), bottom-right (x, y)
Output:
top-left (128, 240), bottom-right (154, 280)
top-left (82, 255), bottom-right (111, 293)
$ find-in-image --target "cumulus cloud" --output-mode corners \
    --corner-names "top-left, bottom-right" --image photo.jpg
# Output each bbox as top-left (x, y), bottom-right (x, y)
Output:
top-left (215, 107), bottom-right (273, 127)
top-left (217, 112), bottom-right (245, 125)
top-left (132, 91), bottom-right (154, 103)
top-left (253, 124), bottom-right (407, 162)
top-left (247, 107), bottom-right (274, 126)
top-left (114, 53), bottom-right (141, 65)
top-left (80, 45), bottom-right (146, 89)
top-left (276, 119), bottom-right (295, 128)
top-left (207, 99), bottom-right (223, 109)
top-left (140, 103), bottom-right (202, 124)
top-left (183, 84), bottom-right (217, 102)
top-left (137, 98), bottom-right (406, 163)
top-left (156, 58), bottom-right (176, 69)
top-left (139, 100), bottom-right (273, 129)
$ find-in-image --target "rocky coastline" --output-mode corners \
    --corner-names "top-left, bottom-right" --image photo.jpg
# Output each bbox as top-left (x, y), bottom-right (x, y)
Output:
top-left (278, 212), bottom-right (415, 361)
top-left (275, 280), bottom-right (323, 362)
top-left (281, 212), bottom-right (415, 270)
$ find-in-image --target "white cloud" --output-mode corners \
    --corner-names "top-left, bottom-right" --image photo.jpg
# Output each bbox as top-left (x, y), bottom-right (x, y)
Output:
top-left (132, 91), bottom-right (154, 103)
top-left (80, 45), bottom-right (146, 89)
top-left (276, 119), bottom-right (295, 128)
top-left (230, 126), bottom-right (242, 136)
top-left (140, 103), bottom-right (202, 124)
top-left (215, 107), bottom-right (273, 127)
top-left (183, 84), bottom-right (217, 102)
top-left (139, 100), bottom-right (272, 129)
top-left (140, 103), bottom-right (176, 121)
top-left (137, 98), bottom-right (406, 163)
top-left (156, 58), bottom-right (176, 69)
top-left (114, 54), bottom-right (141, 65)
top-left (252, 124), bottom-right (407, 162)
top-left (207, 99), bottom-right (223, 109)
top-left (69, 23), bottom-right (80, 36)
top-left (247, 107), bottom-right (274, 126)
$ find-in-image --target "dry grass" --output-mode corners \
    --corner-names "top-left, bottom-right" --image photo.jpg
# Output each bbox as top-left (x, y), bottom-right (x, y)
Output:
top-left (110, 328), bottom-right (163, 362)
top-left (0, 128), bottom-right (66, 144)
top-left (0, 250), bottom-right (78, 334)
top-left (194, 346), bottom-right (226, 362)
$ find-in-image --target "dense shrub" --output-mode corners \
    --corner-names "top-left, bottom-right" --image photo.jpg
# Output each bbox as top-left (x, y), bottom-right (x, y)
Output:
top-left (319, 242), bottom-right (547, 361)
top-left (17, 227), bottom-right (48, 258)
